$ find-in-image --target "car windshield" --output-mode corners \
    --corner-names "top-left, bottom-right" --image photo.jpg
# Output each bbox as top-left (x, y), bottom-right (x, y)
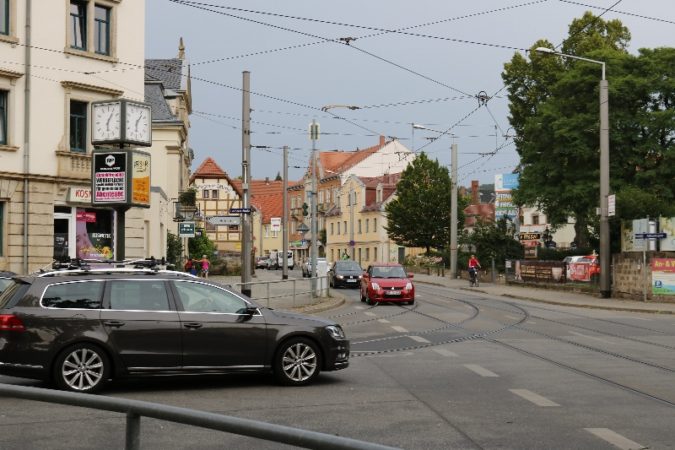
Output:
top-left (336, 261), bottom-right (361, 271)
top-left (371, 266), bottom-right (407, 278)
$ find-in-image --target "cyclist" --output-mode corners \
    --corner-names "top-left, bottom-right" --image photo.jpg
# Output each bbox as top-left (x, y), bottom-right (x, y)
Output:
top-left (468, 254), bottom-right (481, 286)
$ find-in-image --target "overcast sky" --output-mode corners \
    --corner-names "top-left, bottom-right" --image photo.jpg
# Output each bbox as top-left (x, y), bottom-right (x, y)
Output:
top-left (145, 0), bottom-right (675, 187)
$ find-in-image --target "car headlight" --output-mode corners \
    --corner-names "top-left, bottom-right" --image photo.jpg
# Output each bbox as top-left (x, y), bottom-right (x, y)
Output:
top-left (405, 282), bottom-right (413, 291)
top-left (336, 275), bottom-right (344, 279)
top-left (326, 325), bottom-right (346, 339)
top-left (371, 282), bottom-right (380, 290)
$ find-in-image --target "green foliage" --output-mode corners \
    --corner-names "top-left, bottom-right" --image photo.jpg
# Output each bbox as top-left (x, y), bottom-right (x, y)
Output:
top-left (178, 188), bottom-right (197, 206)
top-left (502, 13), bottom-right (674, 248)
top-left (464, 217), bottom-right (523, 271)
top-left (188, 233), bottom-right (216, 260)
top-left (166, 232), bottom-right (183, 267)
top-left (385, 152), bottom-right (466, 253)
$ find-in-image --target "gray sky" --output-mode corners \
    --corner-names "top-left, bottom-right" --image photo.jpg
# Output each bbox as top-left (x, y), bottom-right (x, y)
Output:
top-left (145, 0), bottom-right (675, 187)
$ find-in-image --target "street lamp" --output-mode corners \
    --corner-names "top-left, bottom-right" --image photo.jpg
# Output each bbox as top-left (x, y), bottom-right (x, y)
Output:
top-left (411, 124), bottom-right (459, 279)
top-left (535, 47), bottom-right (610, 297)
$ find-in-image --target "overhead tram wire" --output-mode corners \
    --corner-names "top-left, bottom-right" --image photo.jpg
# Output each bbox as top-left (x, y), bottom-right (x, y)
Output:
top-left (557, 0), bottom-right (675, 25)
top-left (168, 0), bottom-right (475, 97)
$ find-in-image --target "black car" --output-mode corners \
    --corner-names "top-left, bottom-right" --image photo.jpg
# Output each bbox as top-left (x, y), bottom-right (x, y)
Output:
top-left (328, 261), bottom-right (363, 288)
top-left (0, 271), bottom-right (15, 295)
top-left (0, 268), bottom-right (349, 393)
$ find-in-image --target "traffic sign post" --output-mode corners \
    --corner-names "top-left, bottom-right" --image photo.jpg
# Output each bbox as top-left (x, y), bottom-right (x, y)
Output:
top-left (634, 232), bottom-right (667, 240)
top-left (230, 207), bottom-right (252, 214)
top-left (206, 215), bottom-right (241, 226)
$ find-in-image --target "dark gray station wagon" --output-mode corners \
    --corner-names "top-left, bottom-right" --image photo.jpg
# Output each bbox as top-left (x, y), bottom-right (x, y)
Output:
top-left (0, 269), bottom-right (349, 393)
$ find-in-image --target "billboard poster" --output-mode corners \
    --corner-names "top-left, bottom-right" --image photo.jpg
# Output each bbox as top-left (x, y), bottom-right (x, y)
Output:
top-left (659, 217), bottom-right (675, 251)
top-left (75, 208), bottom-right (114, 260)
top-left (131, 151), bottom-right (151, 206)
top-left (495, 173), bottom-right (519, 221)
top-left (93, 152), bottom-right (127, 204)
top-left (271, 217), bottom-right (281, 232)
top-left (652, 258), bottom-right (675, 296)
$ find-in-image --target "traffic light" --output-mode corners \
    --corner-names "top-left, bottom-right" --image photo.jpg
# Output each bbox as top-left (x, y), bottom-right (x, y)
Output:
top-left (302, 202), bottom-right (309, 216)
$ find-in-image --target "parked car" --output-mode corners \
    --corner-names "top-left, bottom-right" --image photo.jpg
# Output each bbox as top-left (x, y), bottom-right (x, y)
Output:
top-left (328, 260), bottom-right (363, 288)
top-left (360, 263), bottom-right (415, 305)
top-left (0, 267), bottom-right (349, 393)
top-left (302, 257), bottom-right (327, 277)
top-left (0, 271), bottom-right (15, 295)
top-left (255, 256), bottom-right (269, 269)
top-left (276, 250), bottom-right (295, 270)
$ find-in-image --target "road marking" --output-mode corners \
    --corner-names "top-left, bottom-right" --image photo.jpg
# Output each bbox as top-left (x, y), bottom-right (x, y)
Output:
top-left (569, 330), bottom-right (615, 344)
top-left (509, 389), bottom-right (559, 407)
top-left (464, 364), bottom-right (499, 377)
top-left (391, 326), bottom-right (408, 333)
top-left (378, 319), bottom-right (390, 323)
top-left (364, 312), bottom-right (376, 317)
top-left (584, 428), bottom-right (646, 450)
top-left (433, 348), bottom-right (458, 357)
top-left (409, 335), bottom-right (431, 344)
top-left (505, 314), bottom-right (521, 320)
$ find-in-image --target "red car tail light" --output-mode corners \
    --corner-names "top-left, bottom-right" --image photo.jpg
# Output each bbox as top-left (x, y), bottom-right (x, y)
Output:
top-left (0, 314), bottom-right (26, 332)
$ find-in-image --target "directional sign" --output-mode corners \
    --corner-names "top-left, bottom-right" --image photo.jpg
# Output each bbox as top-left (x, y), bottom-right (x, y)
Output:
top-left (634, 232), bottom-right (667, 240)
top-left (178, 222), bottom-right (195, 237)
top-left (230, 207), bottom-right (252, 214)
top-left (207, 215), bottom-right (241, 226)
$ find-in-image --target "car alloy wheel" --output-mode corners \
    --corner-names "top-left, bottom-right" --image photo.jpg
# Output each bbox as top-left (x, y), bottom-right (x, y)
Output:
top-left (275, 338), bottom-right (320, 386)
top-left (54, 344), bottom-right (110, 393)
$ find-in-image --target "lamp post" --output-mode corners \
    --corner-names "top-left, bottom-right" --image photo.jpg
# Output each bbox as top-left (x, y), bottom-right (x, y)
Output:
top-left (412, 124), bottom-right (458, 279)
top-left (535, 47), bottom-right (610, 297)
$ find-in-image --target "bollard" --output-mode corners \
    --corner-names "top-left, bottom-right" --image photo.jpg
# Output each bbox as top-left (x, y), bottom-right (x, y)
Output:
top-left (126, 412), bottom-right (141, 450)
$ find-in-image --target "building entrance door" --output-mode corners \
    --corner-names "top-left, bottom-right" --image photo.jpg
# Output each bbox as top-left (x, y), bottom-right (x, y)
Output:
top-left (53, 217), bottom-right (71, 261)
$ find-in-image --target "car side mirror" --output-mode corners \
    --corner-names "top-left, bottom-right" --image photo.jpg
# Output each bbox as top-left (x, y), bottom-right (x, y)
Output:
top-left (408, 273), bottom-right (414, 279)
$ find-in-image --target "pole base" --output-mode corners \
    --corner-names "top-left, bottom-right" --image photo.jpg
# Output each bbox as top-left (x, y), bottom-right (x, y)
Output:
top-left (600, 290), bottom-right (611, 299)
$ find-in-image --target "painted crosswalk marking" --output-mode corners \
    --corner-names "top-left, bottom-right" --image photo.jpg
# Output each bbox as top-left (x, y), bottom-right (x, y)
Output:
top-left (509, 389), bottom-right (559, 407)
top-left (409, 335), bottom-right (430, 344)
top-left (364, 312), bottom-right (376, 317)
top-left (378, 319), bottom-right (390, 323)
top-left (464, 364), bottom-right (499, 377)
top-left (433, 348), bottom-right (458, 357)
top-left (584, 428), bottom-right (646, 450)
top-left (391, 326), bottom-right (408, 333)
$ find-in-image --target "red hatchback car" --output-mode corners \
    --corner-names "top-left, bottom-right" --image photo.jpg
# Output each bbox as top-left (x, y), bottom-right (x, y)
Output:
top-left (360, 263), bottom-right (415, 305)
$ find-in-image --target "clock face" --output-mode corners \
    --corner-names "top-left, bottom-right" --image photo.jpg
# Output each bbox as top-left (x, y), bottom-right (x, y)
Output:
top-left (92, 101), bottom-right (121, 143)
top-left (125, 102), bottom-right (152, 145)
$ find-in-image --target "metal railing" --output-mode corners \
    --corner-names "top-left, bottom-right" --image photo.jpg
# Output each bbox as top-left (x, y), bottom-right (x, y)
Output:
top-left (0, 384), bottom-right (400, 450)
top-left (228, 275), bottom-right (330, 309)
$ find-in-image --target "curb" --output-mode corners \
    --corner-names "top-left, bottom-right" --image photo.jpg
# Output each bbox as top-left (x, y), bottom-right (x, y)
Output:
top-left (416, 279), bottom-right (675, 315)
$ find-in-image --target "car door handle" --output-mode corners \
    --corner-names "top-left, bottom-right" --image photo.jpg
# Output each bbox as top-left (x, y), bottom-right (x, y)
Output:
top-left (183, 322), bottom-right (203, 329)
top-left (103, 320), bottom-right (125, 328)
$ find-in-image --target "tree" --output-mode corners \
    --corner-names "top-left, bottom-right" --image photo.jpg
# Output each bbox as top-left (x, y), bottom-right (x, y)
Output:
top-left (166, 231), bottom-right (183, 267)
top-left (275, 171), bottom-right (283, 181)
top-left (502, 12), bottom-right (674, 247)
top-left (188, 233), bottom-right (216, 260)
top-left (385, 152), bottom-right (466, 254)
top-left (465, 217), bottom-right (523, 271)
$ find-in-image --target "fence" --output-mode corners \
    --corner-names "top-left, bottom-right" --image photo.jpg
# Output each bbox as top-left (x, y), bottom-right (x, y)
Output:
top-left (218, 275), bottom-right (330, 310)
top-left (0, 384), bottom-right (400, 450)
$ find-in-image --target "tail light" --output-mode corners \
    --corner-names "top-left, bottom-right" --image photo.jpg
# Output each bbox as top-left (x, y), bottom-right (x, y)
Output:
top-left (0, 314), bottom-right (26, 332)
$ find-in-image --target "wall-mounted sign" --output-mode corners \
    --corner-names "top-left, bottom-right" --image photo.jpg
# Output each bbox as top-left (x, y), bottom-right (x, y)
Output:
top-left (519, 232), bottom-right (542, 241)
top-left (178, 222), bottom-right (195, 237)
top-left (67, 187), bottom-right (92, 204)
top-left (91, 149), bottom-right (151, 208)
top-left (652, 258), bottom-right (675, 296)
top-left (271, 217), bottom-right (281, 232)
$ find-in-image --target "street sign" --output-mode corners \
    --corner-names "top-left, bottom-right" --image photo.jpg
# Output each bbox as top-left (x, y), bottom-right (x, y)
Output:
top-left (206, 215), bottom-right (240, 226)
top-left (297, 223), bottom-right (309, 233)
top-left (607, 194), bottom-right (616, 217)
top-left (230, 207), bottom-right (252, 214)
top-left (178, 222), bottom-right (195, 237)
top-left (634, 232), bottom-right (667, 239)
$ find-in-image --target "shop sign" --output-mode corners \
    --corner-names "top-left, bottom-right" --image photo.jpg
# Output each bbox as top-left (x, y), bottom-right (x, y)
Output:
top-left (131, 151), bottom-right (151, 206)
top-left (76, 211), bottom-right (97, 223)
top-left (178, 222), bottom-right (195, 237)
top-left (271, 217), bottom-right (281, 232)
top-left (67, 187), bottom-right (92, 204)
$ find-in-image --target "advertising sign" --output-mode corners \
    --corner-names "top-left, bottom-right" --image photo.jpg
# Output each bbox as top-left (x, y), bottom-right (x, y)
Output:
top-left (92, 151), bottom-right (127, 204)
top-left (75, 208), bottom-right (114, 260)
top-left (660, 217), bottom-right (675, 251)
top-left (271, 217), bottom-right (281, 232)
top-left (652, 258), bottom-right (675, 296)
top-left (131, 151), bottom-right (151, 207)
top-left (495, 173), bottom-right (519, 221)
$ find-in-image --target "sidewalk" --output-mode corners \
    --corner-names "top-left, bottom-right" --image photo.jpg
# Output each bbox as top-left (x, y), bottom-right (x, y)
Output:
top-left (411, 272), bottom-right (675, 315)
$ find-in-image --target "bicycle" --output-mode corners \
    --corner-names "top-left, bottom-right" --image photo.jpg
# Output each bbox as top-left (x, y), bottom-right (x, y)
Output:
top-left (468, 267), bottom-right (480, 287)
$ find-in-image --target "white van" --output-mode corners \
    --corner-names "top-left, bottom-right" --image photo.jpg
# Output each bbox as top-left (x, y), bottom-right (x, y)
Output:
top-left (277, 250), bottom-right (294, 270)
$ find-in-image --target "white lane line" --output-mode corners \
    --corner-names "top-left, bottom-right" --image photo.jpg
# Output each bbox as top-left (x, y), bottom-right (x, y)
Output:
top-left (364, 312), bottom-right (376, 317)
top-left (409, 335), bottom-right (431, 344)
top-left (569, 330), bottom-right (615, 344)
top-left (391, 326), bottom-right (408, 333)
top-left (509, 389), bottom-right (559, 407)
top-left (584, 428), bottom-right (646, 450)
top-left (463, 364), bottom-right (499, 378)
top-left (433, 348), bottom-right (458, 357)
top-left (378, 319), bottom-right (390, 324)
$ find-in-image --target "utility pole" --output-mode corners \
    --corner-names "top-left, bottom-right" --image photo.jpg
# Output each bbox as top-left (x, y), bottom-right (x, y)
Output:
top-left (241, 71), bottom-right (252, 297)
top-left (309, 120), bottom-right (319, 296)
top-left (599, 76), bottom-right (610, 298)
top-left (282, 145), bottom-right (289, 280)
top-left (450, 142), bottom-right (458, 279)
top-left (349, 188), bottom-right (355, 260)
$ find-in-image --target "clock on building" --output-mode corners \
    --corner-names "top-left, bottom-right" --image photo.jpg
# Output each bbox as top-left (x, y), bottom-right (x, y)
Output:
top-left (91, 99), bottom-right (152, 147)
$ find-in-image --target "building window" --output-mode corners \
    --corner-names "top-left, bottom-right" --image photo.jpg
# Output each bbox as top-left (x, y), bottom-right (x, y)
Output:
top-left (212, 190), bottom-right (218, 199)
top-left (0, 90), bottom-right (7, 145)
top-left (374, 218), bottom-right (377, 230)
top-left (366, 218), bottom-right (369, 233)
top-left (69, 100), bottom-right (87, 153)
top-left (358, 219), bottom-right (362, 234)
top-left (532, 214), bottom-right (540, 225)
top-left (330, 249), bottom-right (334, 261)
top-left (70, 1), bottom-right (87, 50)
top-left (0, 0), bottom-right (8, 35)
top-left (203, 190), bottom-right (210, 199)
top-left (365, 247), bottom-right (370, 261)
top-left (373, 247), bottom-right (377, 261)
top-left (0, 201), bottom-right (4, 256)
top-left (344, 221), bottom-right (347, 233)
top-left (337, 222), bottom-right (340, 235)
top-left (330, 223), bottom-right (334, 235)
top-left (94, 5), bottom-right (110, 55)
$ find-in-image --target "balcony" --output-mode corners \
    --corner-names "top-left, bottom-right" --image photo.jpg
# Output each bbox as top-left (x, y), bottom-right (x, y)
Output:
top-left (56, 151), bottom-right (91, 180)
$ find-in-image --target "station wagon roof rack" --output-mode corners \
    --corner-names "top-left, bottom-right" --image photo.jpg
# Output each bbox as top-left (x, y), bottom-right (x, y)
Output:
top-left (37, 257), bottom-right (185, 277)
top-left (37, 268), bottom-right (197, 278)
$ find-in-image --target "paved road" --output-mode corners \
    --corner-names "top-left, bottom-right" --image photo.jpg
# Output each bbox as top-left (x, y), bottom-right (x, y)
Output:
top-left (2, 276), bottom-right (675, 449)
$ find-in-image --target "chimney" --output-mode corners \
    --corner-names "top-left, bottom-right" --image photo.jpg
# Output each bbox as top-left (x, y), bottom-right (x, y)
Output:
top-left (379, 135), bottom-right (386, 147)
top-left (471, 180), bottom-right (480, 205)
top-left (265, 177), bottom-right (269, 185)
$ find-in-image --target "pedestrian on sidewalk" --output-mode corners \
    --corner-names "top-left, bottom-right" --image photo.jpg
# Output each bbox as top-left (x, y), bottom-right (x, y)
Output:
top-left (183, 256), bottom-right (193, 273)
top-left (200, 254), bottom-right (210, 278)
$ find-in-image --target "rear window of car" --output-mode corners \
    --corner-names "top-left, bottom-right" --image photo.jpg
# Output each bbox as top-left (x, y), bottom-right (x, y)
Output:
top-left (42, 281), bottom-right (104, 309)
